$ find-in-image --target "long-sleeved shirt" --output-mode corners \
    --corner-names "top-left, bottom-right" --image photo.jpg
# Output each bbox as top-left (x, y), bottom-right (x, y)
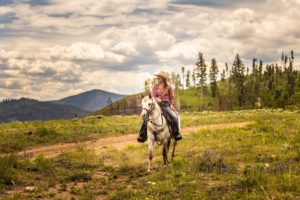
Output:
top-left (151, 84), bottom-right (174, 104)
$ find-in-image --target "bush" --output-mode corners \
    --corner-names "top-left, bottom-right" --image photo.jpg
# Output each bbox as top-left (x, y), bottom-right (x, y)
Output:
top-left (0, 154), bottom-right (19, 185)
top-left (56, 147), bottom-right (100, 169)
top-left (238, 165), bottom-right (268, 192)
top-left (34, 154), bottom-right (55, 174)
top-left (284, 105), bottom-right (299, 111)
top-left (67, 170), bottom-right (92, 182)
top-left (193, 151), bottom-right (235, 173)
top-left (108, 189), bottom-right (137, 200)
top-left (34, 127), bottom-right (58, 138)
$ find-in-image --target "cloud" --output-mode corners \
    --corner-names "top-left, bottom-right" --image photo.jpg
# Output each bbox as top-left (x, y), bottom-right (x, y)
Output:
top-left (0, 78), bottom-right (25, 89)
top-left (0, 0), bottom-right (300, 100)
top-left (172, 0), bottom-right (266, 8)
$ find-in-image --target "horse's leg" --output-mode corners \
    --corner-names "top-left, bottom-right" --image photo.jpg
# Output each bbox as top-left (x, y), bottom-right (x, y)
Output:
top-left (147, 138), bottom-right (154, 172)
top-left (171, 140), bottom-right (177, 160)
top-left (167, 138), bottom-right (171, 150)
top-left (166, 139), bottom-right (171, 164)
top-left (162, 141), bottom-right (168, 166)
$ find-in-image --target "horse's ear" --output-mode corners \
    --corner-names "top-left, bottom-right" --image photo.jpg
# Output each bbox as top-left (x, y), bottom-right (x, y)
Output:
top-left (149, 93), bottom-right (152, 99)
top-left (141, 94), bottom-right (144, 99)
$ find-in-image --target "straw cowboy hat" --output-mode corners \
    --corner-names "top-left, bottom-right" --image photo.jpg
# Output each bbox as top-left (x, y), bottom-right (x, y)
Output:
top-left (154, 71), bottom-right (171, 82)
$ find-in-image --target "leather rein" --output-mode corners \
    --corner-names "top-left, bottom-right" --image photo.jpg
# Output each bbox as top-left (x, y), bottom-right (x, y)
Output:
top-left (143, 99), bottom-right (164, 127)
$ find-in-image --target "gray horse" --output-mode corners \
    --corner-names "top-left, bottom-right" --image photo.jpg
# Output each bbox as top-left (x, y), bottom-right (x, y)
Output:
top-left (140, 95), bottom-right (177, 172)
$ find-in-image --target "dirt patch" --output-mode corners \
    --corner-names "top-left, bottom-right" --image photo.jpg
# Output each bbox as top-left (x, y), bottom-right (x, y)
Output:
top-left (17, 121), bottom-right (253, 159)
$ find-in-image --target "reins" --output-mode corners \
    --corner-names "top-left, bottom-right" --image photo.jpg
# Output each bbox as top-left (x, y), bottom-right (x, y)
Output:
top-left (143, 99), bottom-right (164, 127)
top-left (143, 98), bottom-right (166, 146)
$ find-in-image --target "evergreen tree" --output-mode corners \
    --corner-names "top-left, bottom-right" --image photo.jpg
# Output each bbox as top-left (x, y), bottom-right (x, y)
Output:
top-left (186, 70), bottom-right (191, 88)
top-left (181, 66), bottom-right (185, 89)
top-left (232, 54), bottom-right (246, 106)
top-left (192, 67), bottom-right (196, 86)
top-left (209, 58), bottom-right (219, 97)
top-left (225, 63), bottom-right (229, 79)
top-left (221, 69), bottom-right (226, 82)
top-left (252, 58), bottom-right (257, 74)
top-left (195, 52), bottom-right (207, 94)
top-left (286, 53), bottom-right (297, 98)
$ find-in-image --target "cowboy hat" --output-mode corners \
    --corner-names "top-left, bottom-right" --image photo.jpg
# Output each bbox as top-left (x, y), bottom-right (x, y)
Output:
top-left (154, 71), bottom-right (170, 81)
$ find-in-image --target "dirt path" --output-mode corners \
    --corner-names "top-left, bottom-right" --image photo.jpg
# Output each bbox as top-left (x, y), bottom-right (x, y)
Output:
top-left (18, 121), bottom-right (252, 158)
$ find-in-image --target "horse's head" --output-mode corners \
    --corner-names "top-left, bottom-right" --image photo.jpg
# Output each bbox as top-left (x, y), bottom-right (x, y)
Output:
top-left (140, 94), bottom-right (156, 121)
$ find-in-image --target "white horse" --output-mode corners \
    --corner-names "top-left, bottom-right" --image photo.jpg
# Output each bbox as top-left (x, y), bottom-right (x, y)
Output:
top-left (140, 94), bottom-right (177, 172)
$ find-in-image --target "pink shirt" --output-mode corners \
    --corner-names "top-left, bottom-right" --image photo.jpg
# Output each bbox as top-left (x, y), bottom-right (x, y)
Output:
top-left (151, 84), bottom-right (174, 104)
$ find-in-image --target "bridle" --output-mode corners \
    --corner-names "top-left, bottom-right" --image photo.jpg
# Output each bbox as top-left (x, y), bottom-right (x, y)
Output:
top-left (142, 98), bottom-right (164, 127)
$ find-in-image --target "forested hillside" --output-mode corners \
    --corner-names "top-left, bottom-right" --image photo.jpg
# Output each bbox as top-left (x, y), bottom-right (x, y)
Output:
top-left (176, 51), bottom-right (300, 111)
top-left (96, 51), bottom-right (300, 115)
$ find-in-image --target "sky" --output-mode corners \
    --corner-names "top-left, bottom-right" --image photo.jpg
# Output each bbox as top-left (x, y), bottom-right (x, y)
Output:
top-left (0, 0), bottom-right (300, 100)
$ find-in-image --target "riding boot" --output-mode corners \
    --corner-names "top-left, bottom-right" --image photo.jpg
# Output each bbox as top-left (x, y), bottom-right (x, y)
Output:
top-left (172, 121), bottom-right (182, 141)
top-left (137, 121), bottom-right (147, 143)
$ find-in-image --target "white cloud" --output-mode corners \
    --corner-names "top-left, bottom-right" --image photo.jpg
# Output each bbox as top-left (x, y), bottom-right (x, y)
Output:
top-left (0, 0), bottom-right (300, 100)
top-left (0, 6), bottom-right (13, 16)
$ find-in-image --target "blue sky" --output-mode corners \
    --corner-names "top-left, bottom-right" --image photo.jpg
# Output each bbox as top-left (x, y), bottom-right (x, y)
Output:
top-left (0, 0), bottom-right (299, 100)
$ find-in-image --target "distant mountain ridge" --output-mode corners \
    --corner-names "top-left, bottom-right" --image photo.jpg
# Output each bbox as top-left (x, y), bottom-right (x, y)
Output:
top-left (0, 98), bottom-right (90, 123)
top-left (51, 89), bottom-right (125, 111)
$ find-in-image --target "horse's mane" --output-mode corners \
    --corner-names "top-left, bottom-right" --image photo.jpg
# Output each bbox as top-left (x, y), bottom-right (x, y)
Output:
top-left (150, 96), bottom-right (162, 113)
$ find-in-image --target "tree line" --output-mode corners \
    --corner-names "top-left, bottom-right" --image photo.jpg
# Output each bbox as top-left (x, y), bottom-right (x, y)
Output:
top-left (167, 51), bottom-right (299, 110)
top-left (103, 51), bottom-right (299, 115)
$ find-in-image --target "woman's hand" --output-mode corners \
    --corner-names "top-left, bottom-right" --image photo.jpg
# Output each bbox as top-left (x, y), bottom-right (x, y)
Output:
top-left (170, 104), bottom-right (176, 110)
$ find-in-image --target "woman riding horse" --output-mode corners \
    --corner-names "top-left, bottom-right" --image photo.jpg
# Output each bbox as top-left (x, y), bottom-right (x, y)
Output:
top-left (137, 71), bottom-right (182, 142)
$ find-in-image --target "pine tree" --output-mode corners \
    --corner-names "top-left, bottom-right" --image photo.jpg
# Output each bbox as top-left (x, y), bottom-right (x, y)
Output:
top-left (192, 67), bottom-right (196, 86)
top-left (286, 52), bottom-right (297, 98)
top-left (195, 52), bottom-right (207, 94)
top-left (221, 69), bottom-right (226, 82)
top-left (248, 58), bottom-right (258, 106)
top-left (232, 54), bottom-right (246, 106)
top-left (209, 58), bottom-right (219, 98)
top-left (186, 70), bottom-right (191, 88)
top-left (225, 63), bottom-right (229, 79)
top-left (181, 66), bottom-right (185, 89)
top-left (252, 58), bottom-right (257, 74)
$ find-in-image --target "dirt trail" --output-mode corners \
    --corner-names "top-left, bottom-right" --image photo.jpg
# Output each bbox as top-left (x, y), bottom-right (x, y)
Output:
top-left (18, 121), bottom-right (252, 158)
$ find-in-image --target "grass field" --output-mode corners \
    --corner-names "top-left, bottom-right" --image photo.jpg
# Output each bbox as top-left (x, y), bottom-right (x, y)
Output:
top-left (0, 109), bottom-right (295, 153)
top-left (0, 109), bottom-right (299, 199)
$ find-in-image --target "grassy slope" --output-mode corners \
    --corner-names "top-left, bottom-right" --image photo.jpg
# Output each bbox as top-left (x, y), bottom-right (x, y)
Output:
top-left (0, 110), bottom-right (299, 199)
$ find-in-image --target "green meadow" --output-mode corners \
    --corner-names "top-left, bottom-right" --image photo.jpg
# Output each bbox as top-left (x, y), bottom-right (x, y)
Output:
top-left (0, 109), bottom-right (299, 199)
top-left (0, 109), bottom-right (293, 153)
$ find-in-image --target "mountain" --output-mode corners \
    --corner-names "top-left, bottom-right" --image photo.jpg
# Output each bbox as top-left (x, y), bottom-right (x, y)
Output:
top-left (51, 89), bottom-right (125, 112)
top-left (0, 98), bottom-right (90, 123)
top-left (92, 93), bottom-right (143, 116)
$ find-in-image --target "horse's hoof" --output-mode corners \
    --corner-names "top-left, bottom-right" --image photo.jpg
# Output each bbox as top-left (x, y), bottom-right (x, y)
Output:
top-left (162, 164), bottom-right (168, 168)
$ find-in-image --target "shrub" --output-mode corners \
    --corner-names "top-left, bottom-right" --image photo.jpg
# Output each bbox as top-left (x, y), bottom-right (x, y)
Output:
top-left (34, 154), bottom-right (55, 174)
top-left (108, 189), bottom-right (137, 200)
top-left (34, 127), bottom-right (58, 138)
top-left (238, 165), bottom-right (268, 192)
top-left (0, 154), bottom-right (19, 185)
top-left (67, 170), bottom-right (92, 182)
top-left (193, 151), bottom-right (235, 173)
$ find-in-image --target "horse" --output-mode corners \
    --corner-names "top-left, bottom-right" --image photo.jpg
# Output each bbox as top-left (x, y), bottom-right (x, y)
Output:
top-left (140, 94), bottom-right (177, 172)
